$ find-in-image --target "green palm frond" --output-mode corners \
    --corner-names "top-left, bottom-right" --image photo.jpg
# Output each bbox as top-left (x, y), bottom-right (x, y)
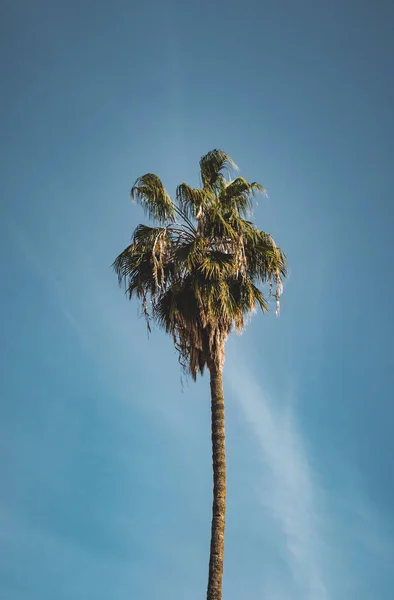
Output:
top-left (221, 177), bottom-right (266, 216)
top-left (176, 183), bottom-right (208, 219)
top-left (199, 150), bottom-right (238, 191)
top-left (113, 223), bottom-right (175, 302)
top-left (250, 283), bottom-right (269, 314)
top-left (131, 174), bottom-right (175, 224)
top-left (244, 231), bottom-right (287, 280)
top-left (199, 251), bottom-right (234, 279)
top-left (202, 207), bottom-right (241, 242)
top-left (132, 224), bottom-right (166, 246)
top-left (113, 244), bottom-right (156, 301)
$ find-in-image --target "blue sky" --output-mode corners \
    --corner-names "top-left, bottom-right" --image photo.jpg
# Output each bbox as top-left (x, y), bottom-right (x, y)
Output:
top-left (1, 0), bottom-right (393, 598)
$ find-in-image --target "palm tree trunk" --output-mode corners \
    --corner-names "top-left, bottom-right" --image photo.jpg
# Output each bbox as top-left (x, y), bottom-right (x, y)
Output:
top-left (207, 362), bottom-right (226, 600)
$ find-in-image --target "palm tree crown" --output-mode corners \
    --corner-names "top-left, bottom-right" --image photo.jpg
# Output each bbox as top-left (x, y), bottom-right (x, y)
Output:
top-left (113, 149), bottom-right (287, 379)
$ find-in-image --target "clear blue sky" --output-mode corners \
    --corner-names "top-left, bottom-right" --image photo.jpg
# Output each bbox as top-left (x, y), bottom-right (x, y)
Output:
top-left (1, 1), bottom-right (393, 599)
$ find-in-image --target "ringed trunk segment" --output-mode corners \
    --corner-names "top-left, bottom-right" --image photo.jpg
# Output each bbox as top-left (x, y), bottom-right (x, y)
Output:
top-left (207, 362), bottom-right (226, 600)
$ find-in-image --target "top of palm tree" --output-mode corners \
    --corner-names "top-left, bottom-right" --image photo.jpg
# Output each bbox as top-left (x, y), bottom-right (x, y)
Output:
top-left (114, 149), bottom-right (287, 379)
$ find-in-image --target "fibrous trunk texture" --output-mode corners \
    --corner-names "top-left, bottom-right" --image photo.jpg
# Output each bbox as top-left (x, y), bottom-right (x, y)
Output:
top-left (207, 363), bottom-right (226, 600)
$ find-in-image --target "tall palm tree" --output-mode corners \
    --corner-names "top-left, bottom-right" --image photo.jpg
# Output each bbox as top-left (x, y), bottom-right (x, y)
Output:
top-left (113, 150), bottom-right (287, 600)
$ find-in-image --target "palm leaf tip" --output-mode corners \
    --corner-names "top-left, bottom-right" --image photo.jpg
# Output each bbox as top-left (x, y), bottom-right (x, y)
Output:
top-left (199, 149), bottom-right (238, 190)
top-left (223, 178), bottom-right (266, 215)
top-left (131, 173), bottom-right (175, 224)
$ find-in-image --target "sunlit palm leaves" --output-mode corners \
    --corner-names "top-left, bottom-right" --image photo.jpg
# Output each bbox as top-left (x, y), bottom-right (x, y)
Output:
top-left (199, 149), bottom-right (238, 191)
top-left (220, 177), bottom-right (266, 216)
top-left (114, 149), bottom-right (287, 379)
top-left (176, 183), bottom-right (208, 220)
top-left (131, 173), bottom-right (175, 224)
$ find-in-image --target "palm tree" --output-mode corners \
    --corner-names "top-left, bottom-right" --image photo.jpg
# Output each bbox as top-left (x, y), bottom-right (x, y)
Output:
top-left (113, 150), bottom-right (287, 600)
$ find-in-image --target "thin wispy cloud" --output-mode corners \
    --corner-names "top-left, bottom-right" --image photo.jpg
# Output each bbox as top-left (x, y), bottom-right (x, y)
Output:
top-left (225, 354), bottom-right (394, 600)
top-left (226, 358), bottom-right (330, 600)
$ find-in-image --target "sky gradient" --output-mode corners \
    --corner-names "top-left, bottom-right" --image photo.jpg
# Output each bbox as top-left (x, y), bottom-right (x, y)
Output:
top-left (1, 1), bottom-right (394, 599)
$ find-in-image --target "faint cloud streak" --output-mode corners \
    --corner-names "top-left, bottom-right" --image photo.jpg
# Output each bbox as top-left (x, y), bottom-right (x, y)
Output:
top-left (226, 359), bottom-right (330, 600)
